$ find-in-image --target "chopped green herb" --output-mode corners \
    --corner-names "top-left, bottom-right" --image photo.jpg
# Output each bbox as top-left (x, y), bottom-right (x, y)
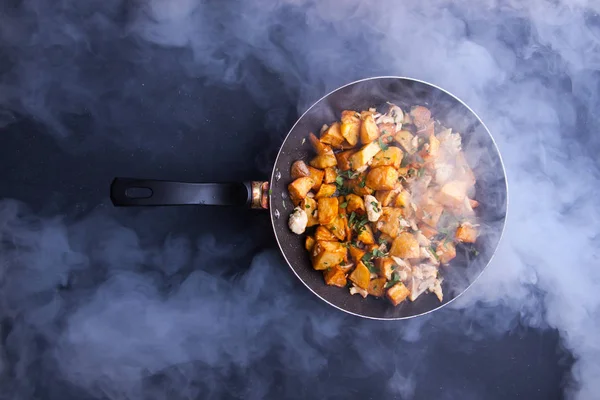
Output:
top-left (330, 226), bottom-right (336, 231)
top-left (335, 176), bottom-right (344, 187)
top-left (417, 168), bottom-right (425, 177)
top-left (358, 177), bottom-right (367, 188)
top-left (429, 246), bottom-right (440, 260)
top-left (365, 261), bottom-right (377, 273)
top-left (305, 204), bottom-right (311, 209)
top-left (372, 248), bottom-right (387, 257)
top-left (378, 137), bottom-right (389, 151)
top-left (371, 201), bottom-right (381, 213)
top-left (470, 247), bottom-right (479, 257)
top-left (268, 189), bottom-right (273, 195)
top-left (384, 272), bottom-right (401, 288)
top-left (400, 157), bottom-right (410, 168)
top-left (340, 201), bottom-right (348, 208)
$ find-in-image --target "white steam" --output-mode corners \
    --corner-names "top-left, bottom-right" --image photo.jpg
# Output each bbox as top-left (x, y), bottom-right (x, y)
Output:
top-left (1, 0), bottom-right (600, 399)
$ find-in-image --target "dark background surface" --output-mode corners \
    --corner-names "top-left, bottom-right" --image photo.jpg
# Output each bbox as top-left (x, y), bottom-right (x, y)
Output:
top-left (1, 0), bottom-right (595, 399)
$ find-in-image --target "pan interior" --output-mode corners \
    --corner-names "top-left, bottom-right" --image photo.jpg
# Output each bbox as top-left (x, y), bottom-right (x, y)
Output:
top-left (269, 77), bottom-right (507, 320)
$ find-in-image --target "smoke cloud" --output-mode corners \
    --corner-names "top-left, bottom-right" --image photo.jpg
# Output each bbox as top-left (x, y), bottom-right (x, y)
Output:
top-left (1, 0), bottom-right (599, 399)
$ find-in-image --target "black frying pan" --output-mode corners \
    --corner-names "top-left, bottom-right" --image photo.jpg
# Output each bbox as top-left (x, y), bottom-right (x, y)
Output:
top-left (110, 76), bottom-right (508, 320)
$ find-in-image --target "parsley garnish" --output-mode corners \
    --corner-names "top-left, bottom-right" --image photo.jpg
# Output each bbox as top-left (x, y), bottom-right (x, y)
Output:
top-left (340, 201), bottom-right (348, 208)
top-left (358, 176), bottom-right (367, 188)
top-left (378, 137), bottom-right (389, 151)
top-left (384, 272), bottom-right (401, 288)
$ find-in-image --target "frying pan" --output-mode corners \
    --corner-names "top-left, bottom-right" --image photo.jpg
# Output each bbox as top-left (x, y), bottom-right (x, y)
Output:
top-left (110, 76), bottom-right (508, 320)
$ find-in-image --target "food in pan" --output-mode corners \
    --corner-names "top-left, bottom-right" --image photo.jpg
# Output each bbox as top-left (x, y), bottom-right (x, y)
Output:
top-left (286, 102), bottom-right (480, 307)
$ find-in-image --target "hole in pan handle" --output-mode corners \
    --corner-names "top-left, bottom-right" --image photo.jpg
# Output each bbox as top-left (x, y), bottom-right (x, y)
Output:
top-left (110, 178), bottom-right (269, 209)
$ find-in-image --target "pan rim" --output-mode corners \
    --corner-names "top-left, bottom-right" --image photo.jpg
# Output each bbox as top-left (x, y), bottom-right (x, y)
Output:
top-left (269, 75), bottom-right (510, 320)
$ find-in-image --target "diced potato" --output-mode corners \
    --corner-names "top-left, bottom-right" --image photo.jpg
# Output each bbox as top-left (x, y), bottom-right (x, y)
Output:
top-left (349, 261), bottom-right (371, 290)
top-left (323, 265), bottom-right (347, 287)
top-left (349, 245), bottom-right (366, 264)
top-left (436, 241), bottom-right (456, 264)
top-left (366, 166), bottom-right (399, 190)
top-left (309, 153), bottom-right (337, 169)
top-left (360, 114), bottom-right (380, 144)
top-left (357, 223), bottom-right (375, 245)
top-left (317, 197), bottom-right (338, 225)
top-left (387, 282), bottom-right (410, 306)
top-left (311, 240), bottom-right (347, 270)
top-left (376, 257), bottom-right (394, 280)
top-left (418, 223), bottom-right (438, 239)
top-left (417, 201), bottom-right (444, 227)
top-left (376, 189), bottom-right (399, 207)
top-left (344, 173), bottom-right (374, 196)
top-left (378, 123), bottom-right (395, 140)
top-left (327, 215), bottom-right (347, 241)
top-left (300, 197), bottom-right (318, 227)
top-left (455, 223), bottom-right (478, 243)
top-left (340, 110), bottom-right (361, 146)
top-left (348, 141), bottom-right (381, 171)
top-left (436, 181), bottom-right (469, 208)
top-left (305, 236), bottom-right (315, 252)
top-left (320, 122), bottom-right (345, 147)
top-left (308, 132), bottom-right (334, 155)
top-left (346, 193), bottom-right (366, 215)
top-left (336, 149), bottom-right (357, 171)
top-left (390, 232), bottom-right (420, 259)
top-left (314, 183), bottom-right (337, 199)
top-left (290, 160), bottom-right (310, 179)
top-left (368, 277), bottom-right (386, 297)
top-left (315, 226), bottom-right (338, 242)
top-left (371, 146), bottom-right (404, 169)
top-left (376, 207), bottom-right (404, 238)
top-left (410, 105), bottom-right (431, 128)
top-left (393, 189), bottom-right (411, 208)
top-left (307, 166), bottom-right (324, 191)
top-left (365, 243), bottom-right (379, 253)
top-left (394, 130), bottom-right (416, 154)
top-left (323, 167), bottom-right (337, 184)
top-left (288, 177), bottom-right (314, 205)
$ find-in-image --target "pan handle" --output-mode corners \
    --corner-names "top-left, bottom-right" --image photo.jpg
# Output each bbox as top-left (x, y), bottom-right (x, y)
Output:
top-left (110, 178), bottom-right (269, 209)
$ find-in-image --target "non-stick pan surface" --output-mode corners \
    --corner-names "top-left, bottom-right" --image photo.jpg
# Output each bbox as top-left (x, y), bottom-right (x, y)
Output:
top-left (111, 76), bottom-right (508, 320)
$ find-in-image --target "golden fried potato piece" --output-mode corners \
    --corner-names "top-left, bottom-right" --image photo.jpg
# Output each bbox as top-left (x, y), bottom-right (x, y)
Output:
top-left (300, 197), bottom-right (318, 227)
top-left (455, 223), bottom-right (478, 243)
top-left (288, 177), bottom-right (314, 205)
top-left (326, 214), bottom-right (347, 241)
top-left (315, 226), bottom-right (338, 242)
top-left (377, 207), bottom-right (404, 238)
top-left (349, 261), bottom-right (371, 290)
top-left (317, 197), bottom-right (338, 225)
top-left (360, 113), bottom-right (380, 144)
top-left (376, 257), bottom-right (394, 280)
top-left (357, 223), bottom-right (375, 245)
top-left (387, 282), bottom-right (410, 306)
top-left (305, 236), bottom-right (315, 252)
top-left (436, 241), bottom-right (456, 264)
top-left (323, 167), bottom-right (337, 184)
top-left (368, 277), bottom-right (386, 297)
top-left (366, 166), bottom-right (399, 191)
top-left (307, 166), bottom-right (324, 191)
top-left (324, 265), bottom-right (347, 287)
top-left (348, 141), bottom-right (381, 171)
top-left (309, 153), bottom-right (337, 169)
top-left (371, 146), bottom-right (404, 169)
top-left (417, 201), bottom-right (443, 228)
top-left (320, 122), bottom-right (345, 148)
top-left (311, 240), bottom-right (347, 270)
top-left (349, 245), bottom-right (366, 264)
top-left (436, 181), bottom-right (469, 208)
top-left (345, 193), bottom-right (366, 215)
top-left (390, 232), bottom-right (420, 259)
top-left (344, 173), bottom-right (374, 196)
top-left (335, 149), bottom-right (357, 171)
top-left (308, 132), bottom-right (334, 156)
top-left (340, 110), bottom-right (360, 146)
top-left (314, 183), bottom-right (337, 199)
